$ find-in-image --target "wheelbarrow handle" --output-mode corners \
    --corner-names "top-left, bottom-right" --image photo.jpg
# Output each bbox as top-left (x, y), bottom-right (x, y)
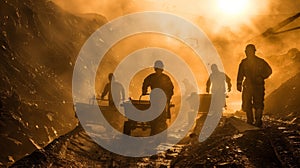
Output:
top-left (89, 97), bottom-right (108, 105)
top-left (95, 98), bottom-right (109, 101)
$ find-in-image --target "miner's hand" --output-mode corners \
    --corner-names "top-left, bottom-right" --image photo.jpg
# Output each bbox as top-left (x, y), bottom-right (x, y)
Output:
top-left (206, 87), bottom-right (210, 93)
top-left (142, 90), bottom-right (148, 95)
top-left (237, 85), bottom-right (242, 92)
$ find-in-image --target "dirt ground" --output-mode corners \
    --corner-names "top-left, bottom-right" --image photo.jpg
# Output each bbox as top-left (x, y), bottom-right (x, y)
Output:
top-left (10, 113), bottom-right (300, 167)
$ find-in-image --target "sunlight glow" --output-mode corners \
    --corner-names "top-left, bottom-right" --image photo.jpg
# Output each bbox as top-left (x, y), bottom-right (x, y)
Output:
top-left (217, 0), bottom-right (250, 15)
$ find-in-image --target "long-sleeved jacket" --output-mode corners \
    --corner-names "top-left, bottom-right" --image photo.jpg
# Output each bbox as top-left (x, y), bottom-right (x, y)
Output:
top-left (101, 81), bottom-right (125, 106)
top-left (237, 56), bottom-right (272, 87)
top-left (142, 73), bottom-right (174, 101)
top-left (206, 71), bottom-right (231, 93)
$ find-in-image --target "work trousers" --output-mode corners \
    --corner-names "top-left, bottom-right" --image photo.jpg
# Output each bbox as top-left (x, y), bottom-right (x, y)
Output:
top-left (242, 84), bottom-right (265, 125)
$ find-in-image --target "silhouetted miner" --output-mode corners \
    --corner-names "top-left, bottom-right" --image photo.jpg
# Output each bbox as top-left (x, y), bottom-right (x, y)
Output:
top-left (237, 44), bottom-right (272, 127)
top-left (101, 73), bottom-right (125, 107)
top-left (206, 64), bottom-right (232, 94)
top-left (142, 60), bottom-right (174, 135)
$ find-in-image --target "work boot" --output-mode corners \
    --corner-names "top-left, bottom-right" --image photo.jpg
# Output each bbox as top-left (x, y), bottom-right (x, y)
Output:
top-left (255, 109), bottom-right (263, 127)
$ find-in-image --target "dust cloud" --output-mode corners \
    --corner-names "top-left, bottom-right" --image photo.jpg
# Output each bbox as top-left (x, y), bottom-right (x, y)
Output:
top-left (52, 0), bottom-right (300, 110)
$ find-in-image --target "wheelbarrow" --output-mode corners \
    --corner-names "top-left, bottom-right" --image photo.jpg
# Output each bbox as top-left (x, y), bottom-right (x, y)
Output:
top-left (122, 95), bottom-right (152, 136)
top-left (122, 94), bottom-right (175, 136)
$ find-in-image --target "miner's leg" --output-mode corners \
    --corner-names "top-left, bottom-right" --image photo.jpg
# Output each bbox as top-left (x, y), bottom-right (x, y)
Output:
top-left (254, 109), bottom-right (263, 127)
top-left (242, 85), bottom-right (254, 125)
top-left (150, 110), bottom-right (168, 136)
top-left (253, 86), bottom-right (265, 127)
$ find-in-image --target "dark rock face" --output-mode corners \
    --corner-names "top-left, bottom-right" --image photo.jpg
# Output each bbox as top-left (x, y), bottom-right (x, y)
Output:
top-left (265, 72), bottom-right (300, 122)
top-left (0, 0), bottom-right (106, 166)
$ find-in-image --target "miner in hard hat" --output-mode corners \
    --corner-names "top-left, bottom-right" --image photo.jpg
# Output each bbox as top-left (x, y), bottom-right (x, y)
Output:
top-left (142, 60), bottom-right (174, 135)
top-left (101, 73), bottom-right (125, 107)
top-left (237, 44), bottom-right (272, 127)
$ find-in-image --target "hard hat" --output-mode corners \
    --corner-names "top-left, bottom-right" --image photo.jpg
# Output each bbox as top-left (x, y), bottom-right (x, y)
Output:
top-left (245, 44), bottom-right (256, 52)
top-left (154, 60), bottom-right (164, 69)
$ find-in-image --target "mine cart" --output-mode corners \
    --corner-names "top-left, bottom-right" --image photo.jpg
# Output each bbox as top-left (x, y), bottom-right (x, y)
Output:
top-left (187, 93), bottom-right (212, 135)
top-left (187, 93), bottom-right (212, 113)
top-left (199, 94), bottom-right (212, 112)
top-left (75, 99), bottom-right (126, 133)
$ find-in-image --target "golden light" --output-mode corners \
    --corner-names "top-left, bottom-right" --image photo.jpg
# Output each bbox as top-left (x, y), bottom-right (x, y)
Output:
top-left (207, 0), bottom-right (261, 30)
top-left (217, 0), bottom-right (250, 16)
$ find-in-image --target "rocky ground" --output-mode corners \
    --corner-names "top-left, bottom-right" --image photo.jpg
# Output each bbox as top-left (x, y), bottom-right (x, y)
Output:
top-left (9, 112), bottom-right (300, 168)
top-left (8, 68), bottom-right (300, 167)
top-left (173, 115), bottom-right (300, 168)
